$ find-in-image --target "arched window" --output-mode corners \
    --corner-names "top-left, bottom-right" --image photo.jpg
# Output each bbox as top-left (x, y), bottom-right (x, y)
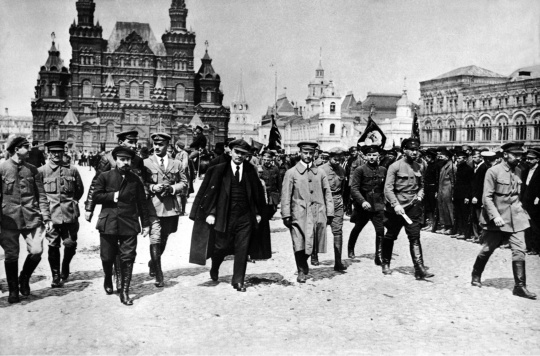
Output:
top-left (206, 90), bottom-right (212, 103)
top-left (466, 119), bottom-right (476, 141)
top-left (330, 102), bottom-right (336, 113)
top-left (120, 58), bottom-right (125, 67)
top-left (498, 118), bottom-right (509, 141)
top-left (424, 121), bottom-right (433, 142)
top-left (82, 80), bottom-right (92, 98)
top-left (533, 117), bottom-right (540, 140)
top-left (176, 84), bottom-right (185, 102)
top-left (481, 119), bottom-right (492, 141)
top-left (157, 59), bottom-right (162, 69)
top-left (330, 124), bottom-right (335, 135)
top-left (107, 57), bottom-right (112, 66)
top-left (448, 120), bottom-right (456, 142)
top-left (437, 122), bottom-right (443, 141)
top-left (143, 82), bottom-right (151, 100)
top-left (51, 82), bottom-right (57, 97)
top-left (130, 82), bottom-right (139, 99)
top-left (515, 117), bottom-right (526, 141)
top-left (118, 81), bottom-right (126, 99)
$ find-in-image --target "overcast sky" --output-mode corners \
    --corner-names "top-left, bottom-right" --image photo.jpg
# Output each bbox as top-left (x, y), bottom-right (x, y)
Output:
top-left (1, 0), bottom-right (539, 118)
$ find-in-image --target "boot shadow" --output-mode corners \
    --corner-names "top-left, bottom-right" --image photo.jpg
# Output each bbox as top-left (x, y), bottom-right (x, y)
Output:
top-left (198, 272), bottom-right (293, 288)
top-left (130, 266), bottom-right (208, 300)
top-left (482, 278), bottom-right (514, 291)
top-left (0, 281), bottom-right (91, 308)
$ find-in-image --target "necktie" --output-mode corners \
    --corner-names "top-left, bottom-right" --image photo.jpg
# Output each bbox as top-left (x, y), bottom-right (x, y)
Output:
top-left (160, 157), bottom-right (165, 169)
top-left (235, 165), bottom-right (240, 183)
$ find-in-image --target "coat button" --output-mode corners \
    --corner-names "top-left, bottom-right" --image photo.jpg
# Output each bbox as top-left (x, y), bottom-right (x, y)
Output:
top-left (310, 190), bottom-right (314, 194)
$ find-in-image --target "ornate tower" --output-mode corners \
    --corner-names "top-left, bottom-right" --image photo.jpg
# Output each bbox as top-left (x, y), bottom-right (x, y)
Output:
top-left (76, 0), bottom-right (96, 27)
top-left (194, 47), bottom-right (223, 106)
top-left (305, 51), bottom-right (330, 118)
top-left (169, 0), bottom-right (188, 31)
top-left (229, 72), bottom-right (255, 139)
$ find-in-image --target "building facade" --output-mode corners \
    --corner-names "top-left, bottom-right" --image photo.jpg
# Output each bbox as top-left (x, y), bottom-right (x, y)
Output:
top-left (419, 65), bottom-right (540, 149)
top-left (228, 75), bottom-right (259, 143)
top-left (31, 0), bottom-right (229, 152)
top-left (0, 109), bottom-right (33, 150)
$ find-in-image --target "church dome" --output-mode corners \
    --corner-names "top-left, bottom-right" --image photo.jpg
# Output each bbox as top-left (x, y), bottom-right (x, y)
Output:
top-left (397, 90), bottom-right (412, 107)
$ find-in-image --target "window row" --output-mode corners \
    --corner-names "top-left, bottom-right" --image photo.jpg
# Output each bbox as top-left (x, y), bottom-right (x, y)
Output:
top-left (423, 120), bottom-right (540, 142)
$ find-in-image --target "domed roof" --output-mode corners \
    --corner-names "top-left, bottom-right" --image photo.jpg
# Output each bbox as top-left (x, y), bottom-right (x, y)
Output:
top-left (397, 90), bottom-right (412, 107)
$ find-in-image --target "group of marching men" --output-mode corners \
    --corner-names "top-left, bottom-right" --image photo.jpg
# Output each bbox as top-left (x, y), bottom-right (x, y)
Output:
top-left (0, 131), bottom-right (537, 306)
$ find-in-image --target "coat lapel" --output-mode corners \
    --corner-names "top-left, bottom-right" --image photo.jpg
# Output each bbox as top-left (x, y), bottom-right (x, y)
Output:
top-left (244, 162), bottom-right (252, 200)
top-left (222, 163), bottom-right (231, 199)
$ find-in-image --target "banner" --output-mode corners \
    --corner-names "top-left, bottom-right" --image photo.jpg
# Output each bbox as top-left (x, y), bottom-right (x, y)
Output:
top-left (358, 117), bottom-right (386, 148)
top-left (268, 115), bottom-right (282, 150)
top-left (411, 111), bottom-right (421, 143)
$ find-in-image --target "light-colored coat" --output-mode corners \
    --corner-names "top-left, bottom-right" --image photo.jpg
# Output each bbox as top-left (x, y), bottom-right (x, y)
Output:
top-left (437, 160), bottom-right (455, 226)
top-left (281, 162), bottom-right (334, 255)
top-left (144, 155), bottom-right (187, 217)
top-left (480, 161), bottom-right (530, 232)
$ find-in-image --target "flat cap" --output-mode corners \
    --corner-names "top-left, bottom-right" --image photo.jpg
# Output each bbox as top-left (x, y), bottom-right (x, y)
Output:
top-left (462, 145), bottom-right (473, 151)
top-left (7, 137), bottom-right (29, 151)
top-left (176, 141), bottom-right (186, 149)
top-left (481, 151), bottom-right (496, 158)
top-left (361, 145), bottom-right (381, 155)
top-left (501, 142), bottom-right (525, 154)
top-left (214, 142), bottom-right (225, 150)
top-left (195, 125), bottom-right (204, 131)
top-left (117, 130), bottom-right (139, 141)
top-left (439, 148), bottom-right (453, 158)
top-left (424, 148), bottom-right (438, 158)
top-left (527, 147), bottom-right (540, 158)
top-left (297, 141), bottom-right (318, 150)
top-left (401, 137), bottom-right (420, 150)
top-left (151, 132), bottom-right (171, 142)
top-left (111, 146), bottom-right (136, 159)
top-left (383, 148), bottom-right (398, 156)
top-left (262, 150), bottom-right (275, 158)
top-left (45, 140), bottom-right (67, 151)
top-left (229, 139), bottom-right (251, 153)
top-left (455, 150), bottom-right (468, 158)
top-left (348, 146), bottom-right (358, 153)
top-left (320, 151), bottom-right (330, 158)
top-left (328, 147), bottom-right (345, 156)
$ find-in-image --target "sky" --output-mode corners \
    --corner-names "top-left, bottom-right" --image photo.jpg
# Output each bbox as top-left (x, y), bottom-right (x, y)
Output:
top-left (0, 0), bottom-right (539, 118)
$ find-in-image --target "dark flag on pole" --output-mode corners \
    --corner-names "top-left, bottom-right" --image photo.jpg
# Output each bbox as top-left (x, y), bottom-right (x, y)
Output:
top-left (268, 115), bottom-right (282, 150)
top-left (251, 139), bottom-right (265, 154)
top-left (411, 110), bottom-right (421, 142)
top-left (358, 115), bottom-right (386, 148)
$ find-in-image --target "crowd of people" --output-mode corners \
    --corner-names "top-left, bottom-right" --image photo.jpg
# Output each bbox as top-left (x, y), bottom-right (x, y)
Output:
top-left (0, 130), bottom-right (538, 307)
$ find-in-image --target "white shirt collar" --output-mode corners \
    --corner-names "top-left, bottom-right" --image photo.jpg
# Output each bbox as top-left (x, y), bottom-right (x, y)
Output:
top-left (155, 154), bottom-right (168, 168)
top-left (299, 160), bottom-right (311, 169)
top-left (231, 160), bottom-right (243, 182)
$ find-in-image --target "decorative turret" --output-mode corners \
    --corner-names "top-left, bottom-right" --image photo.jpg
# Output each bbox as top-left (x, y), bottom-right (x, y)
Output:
top-left (69, 0), bottom-right (102, 38)
top-left (151, 76), bottom-right (168, 101)
top-left (35, 35), bottom-right (70, 99)
top-left (195, 45), bottom-right (223, 106)
top-left (169, 0), bottom-right (188, 32)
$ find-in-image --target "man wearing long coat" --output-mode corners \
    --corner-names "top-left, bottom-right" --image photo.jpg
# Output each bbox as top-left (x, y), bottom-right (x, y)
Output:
top-left (436, 149), bottom-right (455, 234)
top-left (189, 139), bottom-right (269, 292)
top-left (281, 141), bottom-right (334, 283)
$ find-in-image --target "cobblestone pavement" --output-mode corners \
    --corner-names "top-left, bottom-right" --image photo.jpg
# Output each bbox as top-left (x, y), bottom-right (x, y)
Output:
top-left (1, 167), bottom-right (539, 355)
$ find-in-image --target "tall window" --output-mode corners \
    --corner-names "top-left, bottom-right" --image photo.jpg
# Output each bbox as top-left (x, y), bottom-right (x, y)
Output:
top-left (437, 122), bottom-right (443, 141)
top-left (119, 81), bottom-right (126, 99)
top-left (515, 118), bottom-right (526, 141)
top-left (330, 124), bottom-right (335, 135)
top-left (206, 90), bottom-right (212, 103)
top-left (130, 82), bottom-right (139, 99)
top-left (330, 102), bottom-right (336, 113)
top-left (424, 122), bottom-right (433, 142)
top-left (466, 120), bottom-right (476, 141)
top-left (448, 120), bottom-right (456, 142)
top-left (481, 119), bottom-right (492, 141)
top-left (498, 121), bottom-right (509, 141)
top-left (82, 80), bottom-right (92, 98)
top-left (143, 82), bottom-right (151, 100)
top-left (51, 82), bottom-right (57, 97)
top-left (176, 84), bottom-right (185, 102)
top-left (534, 118), bottom-right (540, 140)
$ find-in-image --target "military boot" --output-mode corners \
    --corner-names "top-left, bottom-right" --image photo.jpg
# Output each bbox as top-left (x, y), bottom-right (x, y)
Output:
top-left (150, 244), bottom-right (164, 287)
top-left (48, 247), bottom-right (63, 288)
top-left (409, 239), bottom-right (434, 280)
top-left (5, 261), bottom-right (20, 304)
top-left (311, 252), bottom-right (320, 266)
top-left (120, 261), bottom-right (134, 306)
top-left (19, 255), bottom-right (41, 297)
top-left (374, 236), bottom-right (382, 266)
top-left (61, 247), bottom-right (76, 281)
top-left (380, 238), bottom-right (394, 275)
top-left (334, 246), bottom-right (347, 272)
top-left (102, 261), bottom-right (114, 295)
top-left (512, 261), bottom-right (537, 300)
top-left (471, 256), bottom-right (489, 287)
top-left (113, 255), bottom-right (122, 293)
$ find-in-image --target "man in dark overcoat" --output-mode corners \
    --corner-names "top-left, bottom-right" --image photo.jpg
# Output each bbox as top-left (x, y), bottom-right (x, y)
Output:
top-left (93, 146), bottom-right (150, 305)
top-left (189, 139), bottom-right (269, 292)
top-left (39, 140), bottom-right (85, 287)
top-left (521, 147), bottom-right (540, 255)
top-left (469, 150), bottom-right (493, 243)
top-left (452, 151), bottom-right (474, 239)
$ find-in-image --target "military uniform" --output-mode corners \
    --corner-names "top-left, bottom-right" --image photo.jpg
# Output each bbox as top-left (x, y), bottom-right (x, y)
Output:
top-left (260, 163), bottom-right (282, 219)
top-left (348, 150), bottom-right (387, 265)
top-left (383, 138), bottom-right (434, 280)
top-left (471, 142), bottom-right (536, 299)
top-left (39, 140), bottom-right (85, 287)
top-left (145, 133), bottom-right (188, 287)
top-left (321, 149), bottom-right (347, 271)
top-left (0, 137), bottom-right (51, 303)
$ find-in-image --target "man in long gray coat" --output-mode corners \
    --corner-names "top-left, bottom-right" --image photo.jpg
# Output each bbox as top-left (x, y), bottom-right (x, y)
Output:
top-left (281, 141), bottom-right (334, 283)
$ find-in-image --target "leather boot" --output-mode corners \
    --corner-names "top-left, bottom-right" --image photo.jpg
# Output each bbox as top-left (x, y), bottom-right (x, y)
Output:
top-left (311, 252), bottom-right (320, 266)
top-left (113, 255), bottom-right (122, 293)
top-left (48, 247), bottom-right (63, 288)
top-left (348, 234), bottom-right (358, 259)
top-left (409, 239), bottom-right (434, 280)
top-left (150, 244), bottom-right (164, 287)
top-left (5, 261), bottom-right (20, 304)
top-left (334, 246), bottom-right (347, 272)
top-left (19, 254), bottom-right (41, 297)
top-left (471, 256), bottom-right (489, 287)
top-left (102, 261), bottom-right (114, 295)
top-left (374, 236), bottom-right (382, 266)
top-left (380, 238), bottom-right (394, 275)
top-left (148, 246), bottom-right (155, 277)
top-left (120, 261), bottom-right (134, 306)
top-left (512, 261), bottom-right (537, 300)
top-left (181, 196), bottom-right (187, 216)
top-left (61, 247), bottom-right (76, 281)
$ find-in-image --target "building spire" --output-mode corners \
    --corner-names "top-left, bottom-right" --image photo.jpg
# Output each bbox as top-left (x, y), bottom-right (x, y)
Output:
top-left (76, 0), bottom-right (95, 27)
top-left (169, 0), bottom-right (188, 32)
top-left (235, 69), bottom-right (247, 103)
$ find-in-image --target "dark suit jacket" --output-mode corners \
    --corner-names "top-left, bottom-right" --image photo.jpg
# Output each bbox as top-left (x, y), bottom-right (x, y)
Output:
top-left (27, 147), bottom-right (45, 167)
top-left (93, 168), bottom-right (149, 236)
top-left (189, 161), bottom-right (270, 264)
top-left (471, 162), bottom-right (488, 203)
top-left (454, 162), bottom-right (474, 201)
top-left (522, 165), bottom-right (540, 216)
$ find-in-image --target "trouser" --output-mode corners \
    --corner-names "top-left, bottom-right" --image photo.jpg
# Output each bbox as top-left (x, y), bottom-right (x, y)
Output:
top-left (476, 230), bottom-right (526, 263)
top-left (471, 206), bottom-right (483, 240)
top-left (384, 203), bottom-right (422, 242)
top-left (294, 250), bottom-right (309, 274)
top-left (212, 208), bottom-right (252, 285)
top-left (525, 218), bottom-right (540, 252)
top-left (454, 199), bottom-right (470, 235)
top-left (348, 209), bottom-right (385, 250)
top-left (100, 234), bottom-right (138, 264)
top-left (266, 204), bottom-right (278, 220)
top-left (331, 196), bottom-right (344, 251)
top-left (46, 222), bottom-right (79, 248)
top-left (149, 215), bottom-right (179, 247)
top-left (0, 226), bottom-right (45, 263)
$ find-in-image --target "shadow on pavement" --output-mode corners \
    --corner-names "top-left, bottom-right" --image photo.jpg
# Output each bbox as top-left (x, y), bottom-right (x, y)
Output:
top-left (482, 277), bottom-right (514, 291)
top-left (0, 281), bottom-right (92, 308)
top-left (197, 272), bottom-right (293, 287)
